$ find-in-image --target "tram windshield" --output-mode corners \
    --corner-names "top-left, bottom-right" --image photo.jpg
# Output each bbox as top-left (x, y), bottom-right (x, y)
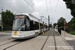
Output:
top-left (12, 16), bottom-right (25, 31)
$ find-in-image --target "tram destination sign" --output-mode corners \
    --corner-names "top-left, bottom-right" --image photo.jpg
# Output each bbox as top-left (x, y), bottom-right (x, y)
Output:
top-left (15, 16), bottom-right (24, 19)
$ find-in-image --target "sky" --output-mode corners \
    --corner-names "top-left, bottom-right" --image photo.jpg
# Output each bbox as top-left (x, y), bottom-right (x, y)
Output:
top-left (0, 0), bottom-right (73, 25)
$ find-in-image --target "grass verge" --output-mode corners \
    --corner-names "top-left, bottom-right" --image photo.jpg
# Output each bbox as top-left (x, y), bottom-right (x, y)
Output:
top-left (0, 30), bottom-right (12, 33)
top-left (69, 31), bottom-right (75, 35)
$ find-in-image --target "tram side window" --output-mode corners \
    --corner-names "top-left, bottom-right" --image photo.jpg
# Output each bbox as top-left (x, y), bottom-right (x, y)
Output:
top-left (30, 21), bottom-right (34, 30)
top-left (30, 21), bottom-right (39, 30)
top-left (34, 22), bottom-right (39, 30)
top-left (44, 25), bottom-right (46, 28)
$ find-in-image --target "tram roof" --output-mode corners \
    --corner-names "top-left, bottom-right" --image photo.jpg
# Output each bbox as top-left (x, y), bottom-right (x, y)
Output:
top-left (16, 13), bottom-right (43, 23)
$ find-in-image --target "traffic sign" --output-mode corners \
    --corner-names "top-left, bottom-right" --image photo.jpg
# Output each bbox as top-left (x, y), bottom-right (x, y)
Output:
top-left (64, 20), bottom-right (66, 25)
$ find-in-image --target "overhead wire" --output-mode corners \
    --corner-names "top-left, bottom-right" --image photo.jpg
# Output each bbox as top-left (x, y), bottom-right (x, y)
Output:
top-left (49, 0), bottom-right (52, 17)
top-left (54, 0), bottom-right (60, 16)
top-left (45, 0), bottom-right (49, 15)
top-left (49, 0), bottom-right (52, 24)
top-left (24, 0), bottom-right (38, 13)
top-left (24, 0), bottom-right (49, 23)
top-left (29, 0), bottom-right (34, 6)
top-left (45, 0), bottom-right (52, 24)
top-left (51, 0), bottom-right (60, 24)
top-left (28, 0), bottom-right (42, 13)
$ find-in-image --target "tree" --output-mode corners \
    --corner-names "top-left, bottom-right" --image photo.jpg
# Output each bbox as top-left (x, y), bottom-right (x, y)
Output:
top-left (57, 17), bottom-right (67, 27)
top-left (63, 0), bottom-right (75, 17)
top-left (53, 23), bottom-right (57, 28)
top-left (67, 17), bottom-right (75, 30)
top-left (49, 24), bottom-right (52, 28)
top-left (1, 10), bottom-right (15, 30)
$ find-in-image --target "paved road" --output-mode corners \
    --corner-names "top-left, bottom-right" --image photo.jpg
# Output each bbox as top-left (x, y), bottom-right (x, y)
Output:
top-left (0, 29), bottom-right (71, 50)
top-left (0, 34), bottom-right (9, 37)
top-left (0, 32), bottom-right (11, 37)
top-left (0, 33), bottom-right (11, 42)
top-left (66, 40), bottom-right (75, 50)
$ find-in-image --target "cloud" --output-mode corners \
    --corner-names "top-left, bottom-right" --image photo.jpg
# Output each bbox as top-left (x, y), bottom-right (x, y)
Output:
top-left (32, 0), bottom-right (73, 24)
top-left (0, 0), bottom-right (73, 25)
top-left (0, 0), bottom-right (34, 13)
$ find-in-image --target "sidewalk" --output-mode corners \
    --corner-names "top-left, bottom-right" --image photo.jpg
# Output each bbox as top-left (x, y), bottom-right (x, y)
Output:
top-left (43, 29), bottom-right (72, 50)
top-left (55, 29), bottom-right (75, 40)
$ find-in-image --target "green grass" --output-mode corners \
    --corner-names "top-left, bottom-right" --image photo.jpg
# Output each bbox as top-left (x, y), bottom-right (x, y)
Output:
top-left (69, 31), bottom-right (75, 35)
top-left (0, 30), bottom-right (12, 32)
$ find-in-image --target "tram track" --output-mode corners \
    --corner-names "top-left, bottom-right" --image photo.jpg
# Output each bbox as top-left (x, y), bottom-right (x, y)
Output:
top-left (3, 41), bottom-right (23, 50)
top-left (0, 38), bottom-right (34, 50)
top-left (41, 28), bottom-right (59, 50)
top-left (41, 30), bottom-right (51, 50)
top-left (53, 29), bottom-right (57, 50)
top-left (0, 40), bottom-right (23, 50)
top-left (0, 41), bottom-right (14, 46)
top-left (41, 29), bottom-right (53, 50)
top-left (0, 39), bottom-right (24, 47)
top-left (53, 29), bottom-right (60, 50)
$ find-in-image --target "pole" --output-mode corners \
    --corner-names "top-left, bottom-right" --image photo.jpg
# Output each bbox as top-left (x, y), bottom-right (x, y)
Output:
top-left (48, 15), bottom-right (50, 30)
top-left (43, 22), bottom-right (44, 35)
top-left (40, 16), bottom-right (44, 35)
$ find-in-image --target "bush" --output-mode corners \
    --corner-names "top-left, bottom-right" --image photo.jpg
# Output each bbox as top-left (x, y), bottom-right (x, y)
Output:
top-left (70, 31), bottom-right (75, 35)
top-left (66, 29), bottom-right (70, 33)
top-left (3, 26), bottom-right (12, 30)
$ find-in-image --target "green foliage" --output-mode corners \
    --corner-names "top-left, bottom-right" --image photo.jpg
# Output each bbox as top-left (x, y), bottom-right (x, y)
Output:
top-left (67, 17), bottom-right (75, 30)
top-left (63, 0), bottom-right (75, 17)
top-left (69, 31), bottom-right (75, 35)
top-left (62, 0), bottom-right (75, 35)
top-left (49, 24), bottom-right (52, 28)
top-left (1, 10), bottom-right (15, 27)
top-left (66, 17), bottom-right (75, 35)
top-left (66, 28), bottom-right (70, 33)
top-left (57, 17), bottom-right (67, 27)
top-left (53, 23), bottom-right (57, 28)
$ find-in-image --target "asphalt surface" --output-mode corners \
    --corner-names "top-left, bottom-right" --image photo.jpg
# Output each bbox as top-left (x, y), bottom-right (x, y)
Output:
top-left (66, 40), bottom-right (75, 50)
top-left (0, 34), bottom-right (9, 37)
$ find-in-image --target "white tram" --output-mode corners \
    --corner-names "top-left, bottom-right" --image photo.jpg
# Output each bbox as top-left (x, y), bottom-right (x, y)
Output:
top-left (12, 13), bottom-right (48, 39)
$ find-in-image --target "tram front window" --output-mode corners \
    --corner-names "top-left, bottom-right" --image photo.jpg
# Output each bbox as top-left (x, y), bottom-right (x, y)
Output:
top-left (12, 18), bottom-right (25, 31)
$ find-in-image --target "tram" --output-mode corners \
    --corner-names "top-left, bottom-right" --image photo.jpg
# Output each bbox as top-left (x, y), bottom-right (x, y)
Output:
top-left (12, 13), bottom-right (48, 39)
